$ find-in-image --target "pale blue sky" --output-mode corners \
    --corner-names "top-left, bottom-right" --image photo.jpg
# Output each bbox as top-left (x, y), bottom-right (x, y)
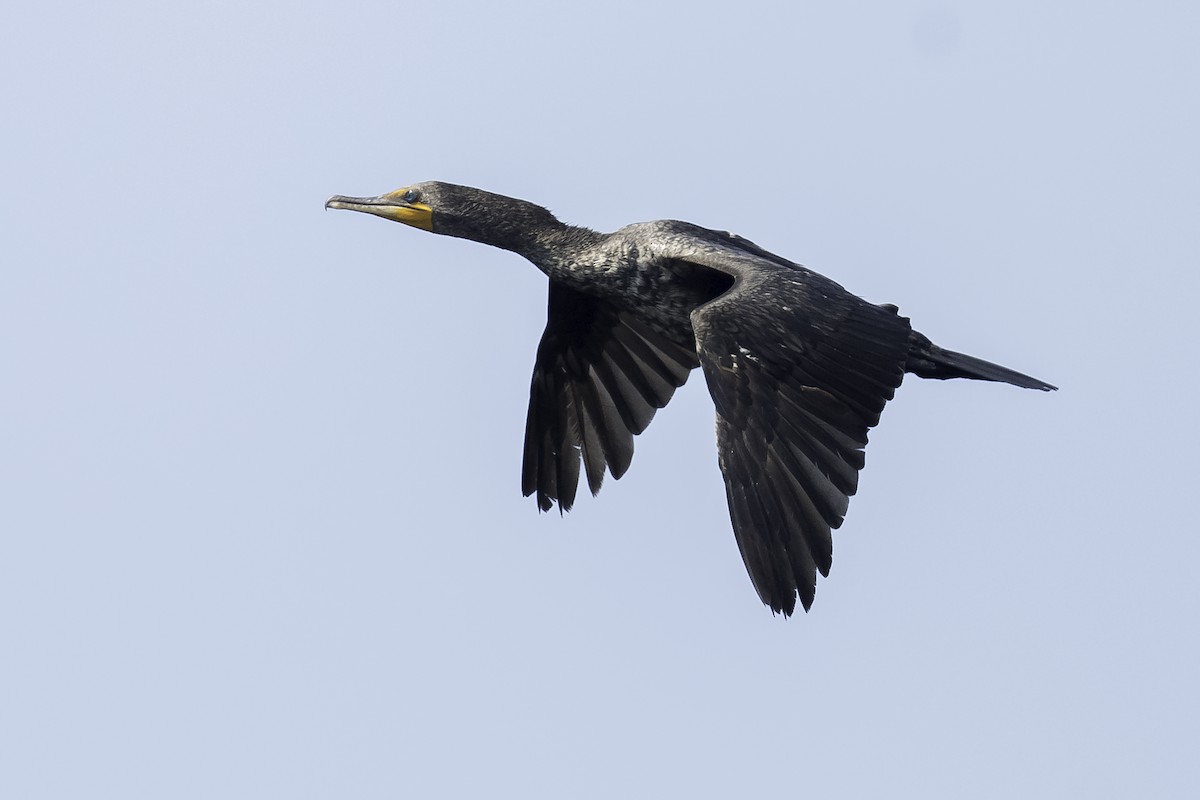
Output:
top-left (3, 2), bottom-right (1197, 798)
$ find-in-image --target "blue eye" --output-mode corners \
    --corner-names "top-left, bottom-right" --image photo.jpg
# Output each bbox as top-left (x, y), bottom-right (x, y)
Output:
top-left (402, 189), bottom-right (420, 204)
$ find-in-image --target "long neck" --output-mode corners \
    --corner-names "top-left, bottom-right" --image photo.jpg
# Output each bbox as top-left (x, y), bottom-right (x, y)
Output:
top-left (513, 222), bottom-right (604, 273)
top-left (453, 199), bottom-right (603, 272)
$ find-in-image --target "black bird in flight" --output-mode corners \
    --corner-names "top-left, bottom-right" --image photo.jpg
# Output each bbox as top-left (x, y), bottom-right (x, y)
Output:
top-left (327, 182), bottom-right (1055, 616)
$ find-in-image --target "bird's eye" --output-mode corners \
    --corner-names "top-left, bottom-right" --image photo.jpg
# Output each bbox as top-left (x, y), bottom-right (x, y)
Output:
top-left (402, 189), bottom-right (420, 204)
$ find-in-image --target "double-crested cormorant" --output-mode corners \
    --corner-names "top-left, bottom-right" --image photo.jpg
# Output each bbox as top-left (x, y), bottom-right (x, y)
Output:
top-left (326, 182), bottom-right (1056, 616)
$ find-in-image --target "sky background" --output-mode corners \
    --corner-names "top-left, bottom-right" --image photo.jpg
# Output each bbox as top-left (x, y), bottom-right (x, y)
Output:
top-left (3, 1), bottom-right (1198, 797)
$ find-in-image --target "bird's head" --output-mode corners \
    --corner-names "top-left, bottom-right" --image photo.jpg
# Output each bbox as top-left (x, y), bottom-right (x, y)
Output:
top-left (326, 181), bottom-right (561, 253)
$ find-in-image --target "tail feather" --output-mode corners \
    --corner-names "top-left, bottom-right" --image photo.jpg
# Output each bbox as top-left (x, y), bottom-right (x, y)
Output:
top-left (907, 333), bottom-right (1057, 391)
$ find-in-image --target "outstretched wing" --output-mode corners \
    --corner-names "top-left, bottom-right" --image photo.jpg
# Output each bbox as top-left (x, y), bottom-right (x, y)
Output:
top-left (676, 236), bottom-right (912, 615)
top-left (522, 282), bottom-right (699, 512)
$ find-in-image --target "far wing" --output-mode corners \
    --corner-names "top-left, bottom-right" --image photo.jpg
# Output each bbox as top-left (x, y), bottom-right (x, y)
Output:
top-left (679, 240), bottom-right (912, 615)
top-left (522, 282), bottom-right (699, 512)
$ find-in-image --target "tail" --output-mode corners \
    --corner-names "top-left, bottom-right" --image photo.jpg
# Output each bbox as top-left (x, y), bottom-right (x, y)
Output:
top-left (906, 331), bottom-right (1057, 391)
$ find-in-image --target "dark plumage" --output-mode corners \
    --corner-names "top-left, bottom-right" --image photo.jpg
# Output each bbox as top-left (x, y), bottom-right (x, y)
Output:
top-left (326, 181), bottom-right (1056, 616)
